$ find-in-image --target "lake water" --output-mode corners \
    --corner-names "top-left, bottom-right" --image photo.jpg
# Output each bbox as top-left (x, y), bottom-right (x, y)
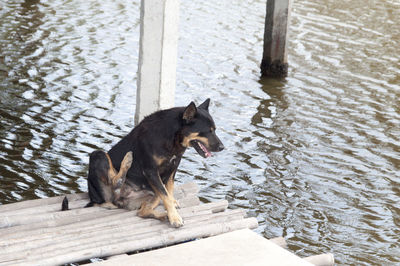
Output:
top-left (1, 0), bottom-right (399, 264)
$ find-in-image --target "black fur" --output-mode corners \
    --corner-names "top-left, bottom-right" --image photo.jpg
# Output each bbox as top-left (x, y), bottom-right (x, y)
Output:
top-left (87, 150), bottom-right (112, 205)
top-left (61, 196), bottom-right (68, 211)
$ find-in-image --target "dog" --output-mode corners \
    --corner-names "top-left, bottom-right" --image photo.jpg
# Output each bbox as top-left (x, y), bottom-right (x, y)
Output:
top-left (63, 99), bottom-right (224, 228)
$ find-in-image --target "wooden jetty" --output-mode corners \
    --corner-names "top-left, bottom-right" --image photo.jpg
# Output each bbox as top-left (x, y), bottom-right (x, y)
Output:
top-left (0, 182), bottom-right (333, 265)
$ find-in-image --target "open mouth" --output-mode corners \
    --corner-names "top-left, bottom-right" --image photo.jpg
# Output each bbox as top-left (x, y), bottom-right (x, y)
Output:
top-left (190, 140), bottom-right (212, 158)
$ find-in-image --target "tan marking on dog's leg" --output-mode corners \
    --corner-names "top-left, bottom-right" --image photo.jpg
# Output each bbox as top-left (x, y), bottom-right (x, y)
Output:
top-left (149, 183), bottom-right (183, 228)
top-left (137, 195), bottom-right (167, 220)
top-left (105, 153), bottom-right (118, 181)
top-left (109, 152), bottom-right (133, 186)
top-left (166, 171), bottom-right (179, 208)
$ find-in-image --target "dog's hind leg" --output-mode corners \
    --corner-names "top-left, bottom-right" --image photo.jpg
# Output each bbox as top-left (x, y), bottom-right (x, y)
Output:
top-left (138, 195), bottom-right (167, 220)
top-left (109, 151), bottom-right (133, 188)
top-left (87, 151), bottom-right (133, 209)
top-left (110, 152), bottom-right (133, 206)
top-left (87, 150), bottom-right (113, 205)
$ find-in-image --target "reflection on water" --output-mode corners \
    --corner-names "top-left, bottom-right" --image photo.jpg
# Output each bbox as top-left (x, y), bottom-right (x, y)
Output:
top-left (0, 0), bottom-right (139, 200)
top-left (1, 0), bottom-right (399, 264)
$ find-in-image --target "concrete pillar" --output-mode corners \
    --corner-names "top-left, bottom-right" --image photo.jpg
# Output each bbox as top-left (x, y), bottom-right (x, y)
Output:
top-left (260, 0), bottom-right (292, 77)
top-left (135, 0), bottom-right (180, 124)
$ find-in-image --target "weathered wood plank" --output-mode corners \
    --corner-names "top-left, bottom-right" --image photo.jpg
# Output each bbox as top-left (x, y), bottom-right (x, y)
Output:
top-left (9, 218), bottom-right (258, 266)
top-left (0, 199), bottom-right (89, 217)
top-left (0, 208), bottom-right (245, 258)
top-left (0, 206), bottom-right (125, 228)
top-left (0, 208), bottom-right (119, 237)
top-left (0, 209), bottom-right (245, 261)
top-left (0, 182), bottom-right (258, 266)
top-left (0, 183), bottom-right (199, 228)
top-left (0, 193), bottom-right (201, 236)
top-left (91, 229), bottom-right (312, 266)
top-left (0, 182), bottom-right (198, 217)
top-left (0, 200), bottom-right (228, 245)
top-left (0, 193), bottom-right (87, 213)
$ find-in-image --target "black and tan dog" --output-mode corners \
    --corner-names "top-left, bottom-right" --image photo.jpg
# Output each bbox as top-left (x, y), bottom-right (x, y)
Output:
top-left (67, 99), bottom-right (224, 228)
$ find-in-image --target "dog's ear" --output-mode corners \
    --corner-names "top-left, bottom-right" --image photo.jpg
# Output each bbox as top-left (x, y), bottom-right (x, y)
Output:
top-left (198, 98), bottom-right (210, 111)
top-left (183, 102), bottom-right (197, 123)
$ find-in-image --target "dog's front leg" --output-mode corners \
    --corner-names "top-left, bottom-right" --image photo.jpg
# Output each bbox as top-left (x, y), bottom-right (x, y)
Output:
top-left (145, 170), bottom-right (183, 228)
top-left (166, 171), bottom-right (180, 209)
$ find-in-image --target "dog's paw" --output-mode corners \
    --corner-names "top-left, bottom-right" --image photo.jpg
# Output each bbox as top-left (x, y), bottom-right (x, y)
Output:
top-left (169, 212), bottom-right (184, 228)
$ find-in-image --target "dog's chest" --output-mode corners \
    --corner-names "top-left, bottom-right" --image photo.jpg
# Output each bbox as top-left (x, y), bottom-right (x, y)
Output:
top-left (158, 155), bottom-right (181, 178)
top-left (168, 155), bottom-right (178, 165)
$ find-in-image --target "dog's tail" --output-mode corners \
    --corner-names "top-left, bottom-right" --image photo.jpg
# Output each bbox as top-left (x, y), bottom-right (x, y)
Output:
top-left (61, 196), bottom-right (69, 211)
top-left (62, 196), bottom-right (96, 210)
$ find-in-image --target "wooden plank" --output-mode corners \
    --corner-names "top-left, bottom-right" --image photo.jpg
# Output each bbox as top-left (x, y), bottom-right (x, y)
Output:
top-left (0, 209), bottom-right (120, 238)
top-left (10, 217), bottom-right (258, 266)
top-left (0, 200), bottom-right (228, 245)
top-left (0, 206), bottom-right (125, 228)
top-left (177, 194), bottom-right (200, 208)
top-left (93, 229), bottom-right (310, 266)
top-left (0, 209), bottom-right (245, 261)
top-left (0, 193), bottom-right (87, 212)
top-left (0, 182), bottom-right (198, 216)
top-left (0, 207), bottom-right (240, 256)
top-left (0, 181), bottom-right (258, 266)
top-left (0, 199), bottom-right (89, 217)
top-left (0, 208), bottom-right (245, 257)
top-left (0, 183), bottom-right (199, 228)
top-left (0, 193), bottom-right (202, 240)
top-left (174, 182), bottom-right (199, 197)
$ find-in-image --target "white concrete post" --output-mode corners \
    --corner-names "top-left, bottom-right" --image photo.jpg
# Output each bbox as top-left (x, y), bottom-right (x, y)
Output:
top-left (260, 0), bottom-right (292, 77)
top-left (135, 0), bottom-right (180, 124)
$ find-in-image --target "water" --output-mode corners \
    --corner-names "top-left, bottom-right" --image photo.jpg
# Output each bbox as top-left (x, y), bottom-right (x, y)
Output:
top-left (1, 0), bottom-right (399, 264)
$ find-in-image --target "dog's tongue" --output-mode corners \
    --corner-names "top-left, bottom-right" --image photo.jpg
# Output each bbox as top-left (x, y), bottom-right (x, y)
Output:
top-left (199, 142), bottom-right (212, 158)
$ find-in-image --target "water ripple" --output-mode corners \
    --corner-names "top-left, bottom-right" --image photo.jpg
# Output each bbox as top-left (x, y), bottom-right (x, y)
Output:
top-left (1, 0), bottom-right (399, 265)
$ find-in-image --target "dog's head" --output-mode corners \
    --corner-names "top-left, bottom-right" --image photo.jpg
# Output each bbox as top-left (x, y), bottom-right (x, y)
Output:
top-left (180, 99), bottom-right (224, 158)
